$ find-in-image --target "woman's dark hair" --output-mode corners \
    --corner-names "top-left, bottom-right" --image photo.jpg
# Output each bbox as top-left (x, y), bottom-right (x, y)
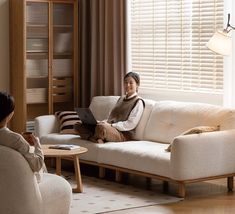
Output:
top-left (124, 72), bottom-right (140, 86)
top-left (0, 91), bottom-right (15, 122)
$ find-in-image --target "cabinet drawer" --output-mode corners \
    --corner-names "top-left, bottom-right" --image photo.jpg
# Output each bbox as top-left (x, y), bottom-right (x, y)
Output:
top-left (53, 78), bottom-right (72, 86)
top-left (53, 78), bottom-right (72, 103)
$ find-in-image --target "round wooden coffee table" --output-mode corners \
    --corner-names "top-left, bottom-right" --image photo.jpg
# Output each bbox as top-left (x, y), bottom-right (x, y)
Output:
top-left (41, 145), bottom-right (88, 193)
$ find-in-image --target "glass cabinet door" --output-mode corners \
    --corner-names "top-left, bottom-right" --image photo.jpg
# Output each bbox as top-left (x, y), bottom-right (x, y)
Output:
top-left (52, 3), bottom-right (74, 112)
top-left (26, 2), bottom-right (49, 130)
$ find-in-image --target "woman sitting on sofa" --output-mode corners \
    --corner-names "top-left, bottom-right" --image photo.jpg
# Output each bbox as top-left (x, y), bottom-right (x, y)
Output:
top-left (74, 72), bottom-right (145, 143)
top-left (0, 91), bottom-right (44, 182)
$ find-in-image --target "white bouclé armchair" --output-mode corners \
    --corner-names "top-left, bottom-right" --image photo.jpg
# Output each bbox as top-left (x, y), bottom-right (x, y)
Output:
top-left (0, 145), bottom-right (72, 214)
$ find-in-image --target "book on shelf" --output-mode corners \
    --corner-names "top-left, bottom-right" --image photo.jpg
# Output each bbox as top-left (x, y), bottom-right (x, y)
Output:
top-left (48, 144), bottom-right (80, 150)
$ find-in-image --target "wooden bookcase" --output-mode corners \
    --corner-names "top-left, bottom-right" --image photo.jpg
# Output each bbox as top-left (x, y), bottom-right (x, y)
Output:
top-left (9, 0), bottom-right (79, 133)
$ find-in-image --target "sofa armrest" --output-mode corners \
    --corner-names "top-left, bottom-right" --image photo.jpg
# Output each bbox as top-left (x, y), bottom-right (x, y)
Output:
top-left (34, 115), bottom-right (59, 138)
top-left (170, 129), bottom-right (235, 180)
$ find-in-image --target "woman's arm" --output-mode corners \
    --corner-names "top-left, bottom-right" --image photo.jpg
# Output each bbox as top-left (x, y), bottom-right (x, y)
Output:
top-left (17, 136), bottom-right (44, 172)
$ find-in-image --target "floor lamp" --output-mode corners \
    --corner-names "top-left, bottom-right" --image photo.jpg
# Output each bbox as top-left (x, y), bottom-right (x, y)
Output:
top-left (206, 14), bottom-right (234, 56)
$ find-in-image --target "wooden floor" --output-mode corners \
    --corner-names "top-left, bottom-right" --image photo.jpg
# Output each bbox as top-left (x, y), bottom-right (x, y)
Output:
top-left (58, 161), bottom-right (235, 214)
top-left (104, 177), bottom-right (235, 214)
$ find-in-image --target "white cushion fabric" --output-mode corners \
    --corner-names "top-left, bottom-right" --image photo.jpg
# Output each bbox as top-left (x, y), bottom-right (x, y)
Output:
top-left (219, 110), bottom-right (235, 130)
top-left (133, 99), bottom-right (155, 140)
top-left (39, 173), bottom-right (72, 214)
top-left (0, 146), bottom-right (42, 214)
top-left (170, 130), bottom-right (235, 180)
top-left (40, 134), bottom-right (101, 162)
top-left (0, 145), bottom-right (72, 214)
top-left (35, 115), bottom-right (59, 138)
top-left (89, 96), bottom-right (119, 121)
top-left (144, 101), bottom-right (233, 144)
top-left (98, 141), bottom-right (171, 178)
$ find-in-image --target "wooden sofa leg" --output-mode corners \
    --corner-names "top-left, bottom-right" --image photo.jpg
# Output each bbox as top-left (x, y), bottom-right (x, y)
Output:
top-left (227, 176), bottom-right (234, 192)
top-left (115, 170), bottom-right (122, 182)
top-left (163, 181), bottom-right (169, 192)
top-left (99, 167), bottom-right (105, 178)
top-left (178, 183), bottom-right (186, 198)
top-left (146, 177), bottom-right (152, 190)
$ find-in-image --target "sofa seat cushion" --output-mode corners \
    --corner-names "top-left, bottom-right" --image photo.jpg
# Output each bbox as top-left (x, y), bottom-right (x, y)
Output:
top-left (40, 134), bottom-right (101, 162)
top-left (98, 141), bottom-right (171, 178)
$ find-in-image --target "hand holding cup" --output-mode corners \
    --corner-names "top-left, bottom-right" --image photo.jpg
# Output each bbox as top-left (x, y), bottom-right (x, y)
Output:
top-left (22, 132), bottom-right (35, 146)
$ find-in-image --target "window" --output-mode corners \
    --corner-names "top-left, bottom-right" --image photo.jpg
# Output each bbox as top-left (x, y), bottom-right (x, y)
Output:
top-left (130, 0), bottom-right (224, 96)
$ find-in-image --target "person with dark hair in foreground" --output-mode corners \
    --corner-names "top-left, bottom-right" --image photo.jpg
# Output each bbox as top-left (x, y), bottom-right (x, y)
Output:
top-left (0, 91), bottom-right (44, 182)
top-left (74, 72), bottom-right (145, 143)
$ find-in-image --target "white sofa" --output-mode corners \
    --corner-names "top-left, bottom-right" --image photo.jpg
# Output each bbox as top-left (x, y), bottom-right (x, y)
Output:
top-left (35, 96), bottom-right (235, 198)
top-left (0, 145), bottom-right (72, 214)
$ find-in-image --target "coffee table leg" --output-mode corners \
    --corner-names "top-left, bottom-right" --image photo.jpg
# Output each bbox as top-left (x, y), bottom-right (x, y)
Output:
top-left (56, 157), bottom-right (61, 176)
top-left (73, 155), bottom-right (83, 193)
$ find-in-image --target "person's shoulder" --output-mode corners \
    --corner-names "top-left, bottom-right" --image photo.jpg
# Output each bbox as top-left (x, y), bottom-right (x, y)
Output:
top-left (3, 128), bottom-right (22, 140)
top-left (117, 95), bottom-right (125, 102)
top-left (136, 96), bottom-right (145, 107)
top-left (0, 128), bottom-right (23, 147)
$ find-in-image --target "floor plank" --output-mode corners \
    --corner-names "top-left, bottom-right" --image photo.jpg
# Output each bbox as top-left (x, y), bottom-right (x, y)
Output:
top-left (104, 178), bottom-right (235, 214)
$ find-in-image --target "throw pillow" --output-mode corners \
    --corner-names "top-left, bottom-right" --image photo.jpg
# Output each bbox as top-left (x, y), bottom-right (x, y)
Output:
top-left (165, 125), bottom-right (220, 152)
top-left (55, 111), bottom-right (80, 134)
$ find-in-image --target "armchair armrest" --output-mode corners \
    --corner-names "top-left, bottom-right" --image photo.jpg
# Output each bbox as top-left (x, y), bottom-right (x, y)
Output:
top-left (170, 129), bottom-right (235, 180)
top-left (34, 115), bottom-right (59, 138)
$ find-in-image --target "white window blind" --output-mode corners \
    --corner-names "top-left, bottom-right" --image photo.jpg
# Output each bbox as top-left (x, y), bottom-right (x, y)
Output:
top-left (130, 0), bottom-right (224, 94)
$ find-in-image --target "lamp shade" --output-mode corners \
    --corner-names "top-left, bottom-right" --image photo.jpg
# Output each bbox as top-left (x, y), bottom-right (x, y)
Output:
top-left (206, 30), bottom-right (232, 56)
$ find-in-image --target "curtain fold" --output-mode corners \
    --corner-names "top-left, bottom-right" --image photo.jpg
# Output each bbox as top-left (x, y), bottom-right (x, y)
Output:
top-left (78, 0), bottom-right (127, 107)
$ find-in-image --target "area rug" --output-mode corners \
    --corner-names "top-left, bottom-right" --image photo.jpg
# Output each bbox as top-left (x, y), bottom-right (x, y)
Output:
top-left (64, 173), bottom-right (182, 214)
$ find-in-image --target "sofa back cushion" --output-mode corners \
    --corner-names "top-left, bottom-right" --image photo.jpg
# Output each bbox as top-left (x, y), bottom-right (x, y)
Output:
top-left (143, 101), bottom-right (235, 143)
top-left (89, 96), bottom-right (119, 121)
top-left (133, 98), bottom-right (156, 140)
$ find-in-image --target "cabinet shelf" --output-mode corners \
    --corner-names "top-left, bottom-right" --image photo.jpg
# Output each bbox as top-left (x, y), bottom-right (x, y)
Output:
top-left (53, 24), bottom-right (73, 28)
top-left (27, 24), bottom-right (48, 27)
top-left (27, 51), bottom-right (48, 53)
top-left (27, 52), bottom-right (48, 58)
top-left (27, 75), bottom-right (48, 79)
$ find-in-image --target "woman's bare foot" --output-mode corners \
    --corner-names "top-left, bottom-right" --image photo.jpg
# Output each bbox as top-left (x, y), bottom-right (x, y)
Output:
top-left (97, 139), bottom-right (104, 144)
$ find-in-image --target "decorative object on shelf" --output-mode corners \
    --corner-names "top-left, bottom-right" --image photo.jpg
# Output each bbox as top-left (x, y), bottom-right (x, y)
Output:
top-left (53, 32), bottom-right (72, 53)
top-left (26, 88), bottom-right (47, 104)
top-left (206, 13), bottom-right (235, 55)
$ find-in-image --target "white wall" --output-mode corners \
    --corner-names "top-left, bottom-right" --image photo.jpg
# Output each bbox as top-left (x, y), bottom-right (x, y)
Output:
top-left (0, 0), bottom-right (9, 92)
top-left (223, 0), bottom-right (235, 107)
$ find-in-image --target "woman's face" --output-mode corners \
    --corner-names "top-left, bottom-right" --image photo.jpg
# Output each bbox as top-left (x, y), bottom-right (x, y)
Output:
top-left (124, 76), bottom-right (138, 97)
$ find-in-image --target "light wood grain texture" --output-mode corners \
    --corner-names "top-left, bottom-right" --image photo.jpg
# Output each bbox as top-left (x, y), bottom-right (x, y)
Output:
top-left (42, 144), bottom-right (87, 193)
top-left (9, 0), bottom-right (78, 133)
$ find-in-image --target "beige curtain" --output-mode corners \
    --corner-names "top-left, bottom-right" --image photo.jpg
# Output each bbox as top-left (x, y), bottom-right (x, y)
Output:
top-left (78, 0), bottom-right (127, 107)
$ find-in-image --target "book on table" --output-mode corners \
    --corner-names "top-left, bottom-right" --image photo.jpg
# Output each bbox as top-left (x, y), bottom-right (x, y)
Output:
top-left (48, 144), bottom-right (80, 150)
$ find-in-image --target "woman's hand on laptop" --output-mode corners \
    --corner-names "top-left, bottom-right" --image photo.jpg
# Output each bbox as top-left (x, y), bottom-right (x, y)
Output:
top-left (98, 120), bottom-right (111, 126)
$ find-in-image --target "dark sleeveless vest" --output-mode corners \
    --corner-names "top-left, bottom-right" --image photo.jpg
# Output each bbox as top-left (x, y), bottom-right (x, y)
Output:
top-left (107, 95), bottom-right (145, 139)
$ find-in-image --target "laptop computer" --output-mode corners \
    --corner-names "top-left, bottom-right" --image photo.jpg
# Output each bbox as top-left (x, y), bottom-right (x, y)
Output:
top-left (75, 108), bottom-right (97, 126)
